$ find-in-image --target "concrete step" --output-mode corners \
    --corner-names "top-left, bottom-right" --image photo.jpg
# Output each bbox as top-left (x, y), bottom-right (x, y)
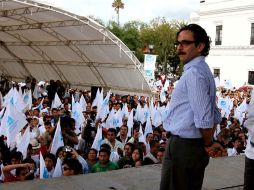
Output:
top-left (0, 156), bottom-right (245, 190)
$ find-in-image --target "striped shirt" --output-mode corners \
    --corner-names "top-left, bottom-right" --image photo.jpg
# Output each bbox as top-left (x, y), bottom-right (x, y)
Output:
top-left (164, 56), bottom-right (221, 138)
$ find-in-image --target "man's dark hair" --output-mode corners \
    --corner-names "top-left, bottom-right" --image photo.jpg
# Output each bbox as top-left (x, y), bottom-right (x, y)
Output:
top-left (177, 24), bottom-right (211, 56)
top-left (100, 143), bottom-right (111, 151)
top-left (124, 142), bottom-right (135, 152)
top-left (120, 125), bottom-right (128, 131)
top-left (10, 151), bottom-right (23, 162)
top-left (51, 108), bottom-right (58, 112)
top-left (33, 108), bottom-right (40, 113)
top-left (107, 128), bottom-right (117, 136)
top-left (150, 140), bottom-right (159, 148)
top-left (88, 148), bottom-right (98, 155)
top-left (158, 147), bottom-right (165, 153)
top-left (99, 148), bottom-right (111, 157)
top-left (44, 121), bottom-right (51, 126)
top-left (44, 153), bottom-right (57, 166)
top-left (146, 132), bottom-right (153, 138)
top-left (62, 158), bottom-right (83, 175)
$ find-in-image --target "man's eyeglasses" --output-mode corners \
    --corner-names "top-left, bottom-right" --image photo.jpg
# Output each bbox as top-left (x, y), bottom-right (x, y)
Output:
top-left (174, 40), bottom-right (196, 48)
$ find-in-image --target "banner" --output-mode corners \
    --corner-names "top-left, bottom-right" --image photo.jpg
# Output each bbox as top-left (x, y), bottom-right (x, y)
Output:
top-left (144, 54), bottom-right (157, 79)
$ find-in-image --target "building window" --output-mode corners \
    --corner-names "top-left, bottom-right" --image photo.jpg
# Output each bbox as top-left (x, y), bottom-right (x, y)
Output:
top-left (251, 23), bottom-right (254, 45)
top-left (214, 69), bottom-right (220, 79)
top-left (248, 71), bottom-right (254, 85)
top-left (215, 25), bottom-right (222, 45)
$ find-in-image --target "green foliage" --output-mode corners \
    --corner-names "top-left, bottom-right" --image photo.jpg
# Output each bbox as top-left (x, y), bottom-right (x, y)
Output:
top-left (106, 17), bottom-right (188, 76)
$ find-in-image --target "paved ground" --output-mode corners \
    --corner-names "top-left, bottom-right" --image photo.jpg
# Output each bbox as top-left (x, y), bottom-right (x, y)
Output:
top-left (1, 156), bottom-right (245, 190)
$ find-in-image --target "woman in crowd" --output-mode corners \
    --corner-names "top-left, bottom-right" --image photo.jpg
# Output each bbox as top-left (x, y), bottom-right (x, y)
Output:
top-left (132, 148), bottom-right (143, 167)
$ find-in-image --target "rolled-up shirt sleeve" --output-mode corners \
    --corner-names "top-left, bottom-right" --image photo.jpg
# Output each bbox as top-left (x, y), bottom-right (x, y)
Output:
top-left (186, 68), bottom-right (216, 129)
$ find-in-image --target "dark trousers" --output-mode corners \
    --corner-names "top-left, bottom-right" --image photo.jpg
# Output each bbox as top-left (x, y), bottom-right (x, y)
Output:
top-left (160, 135), bottom-right (209, 190)
top-left (244, 156), bottom-right (254, 190)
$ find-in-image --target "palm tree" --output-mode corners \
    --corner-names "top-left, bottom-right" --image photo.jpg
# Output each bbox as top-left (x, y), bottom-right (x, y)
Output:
top-left (112, 0), bottom-right (124, 26)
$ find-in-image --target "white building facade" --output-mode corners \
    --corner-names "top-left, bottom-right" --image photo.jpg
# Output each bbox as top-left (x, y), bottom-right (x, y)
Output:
top-left (190, 0), bottom-right (254, 88)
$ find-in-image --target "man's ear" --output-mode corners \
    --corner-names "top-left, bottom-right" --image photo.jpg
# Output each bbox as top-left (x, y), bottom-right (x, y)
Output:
top-left (197, 42), bottom-right (205, 53)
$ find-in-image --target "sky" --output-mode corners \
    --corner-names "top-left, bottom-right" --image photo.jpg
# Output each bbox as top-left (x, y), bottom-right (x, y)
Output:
top-left (39, 0), bottom-right (200, 24)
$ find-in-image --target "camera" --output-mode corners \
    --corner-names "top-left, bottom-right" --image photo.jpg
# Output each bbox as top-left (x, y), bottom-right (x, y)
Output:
top-left (63, 146), bottom-right (72, 152)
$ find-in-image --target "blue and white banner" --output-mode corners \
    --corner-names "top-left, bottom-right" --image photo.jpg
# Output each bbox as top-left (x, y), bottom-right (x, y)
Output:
top-left (144, 54), bottom-right (157, 79)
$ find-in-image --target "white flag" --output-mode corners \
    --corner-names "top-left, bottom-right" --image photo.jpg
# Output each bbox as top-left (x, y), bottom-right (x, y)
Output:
top-left (23, 90), bottom-right (33, 110)
top-left (97, 88), bottom-right (104, 112)
top-left (72, 101), bottom-right (85, 131)
top-left (50, 119), bottom-right (64, 155)
top-left (3, 88), bottom-right (14, 107)
top-left (96, 90), bottom-right (110, 121)
top-left (17, 127), bottom-right (30, 159)
top-left (52, 158), bottom-right (63, 178)
top-left (40, 152), bottom-right (49, 179)
top-left (13, 88), bottom-right (27, 113)
top-left (152, 108), bottom-right (162, 127)
top-left (92, 125), bottom-right (103, 151)
top-left (79, 95), bottom-right (87, 112)
top-left (160, 90), bottom-right (166, 103)
top-left (122, 103), bottom-right (129, 118)
top-left (144, 117), bottom-right (153, 138)
top-left (138, 124), bottom-right (146, 143)
top-left (105, 109), bottom-right (114, 129)
top-left (92, 88), bottom-right (100, 108)
top-left (71, 94), bottom-right (76, 111)
top-left (34, 98), bottom-right (44, 111)
top-left (134, 103), bottom-right (141, 122)
top-left (127, 109), bottom-right (134, 137)
top-left (51, 92), bottom-right (62, 108)
top-left (113, 109), bottom-right (123, 129)
top-left (2, 104), bottom-right (27, 147)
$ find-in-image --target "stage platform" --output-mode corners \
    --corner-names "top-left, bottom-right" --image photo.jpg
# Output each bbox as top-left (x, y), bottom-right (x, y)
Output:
top-left (1, 156), bottom-right (245, 190)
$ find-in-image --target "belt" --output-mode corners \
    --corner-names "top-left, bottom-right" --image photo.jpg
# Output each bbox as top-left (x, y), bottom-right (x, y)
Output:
top-left (170, 134), bottom-right (204, 146)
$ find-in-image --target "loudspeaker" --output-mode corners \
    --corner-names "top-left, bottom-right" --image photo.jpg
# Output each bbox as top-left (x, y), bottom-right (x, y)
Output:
top-left (91, 86), bottom-right (102, 102)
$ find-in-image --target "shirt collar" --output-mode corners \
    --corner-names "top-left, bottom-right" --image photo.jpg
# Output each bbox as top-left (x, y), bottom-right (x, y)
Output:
top-left (183, 56), bottom-right (205, 72)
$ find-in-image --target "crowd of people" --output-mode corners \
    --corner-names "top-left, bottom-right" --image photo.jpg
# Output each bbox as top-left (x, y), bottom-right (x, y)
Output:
top-left (0, 75), bottom-right (252, 183)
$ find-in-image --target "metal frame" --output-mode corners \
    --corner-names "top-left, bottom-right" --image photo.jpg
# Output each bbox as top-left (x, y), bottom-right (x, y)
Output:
top-left (0, 0), bottom-right (153, 95)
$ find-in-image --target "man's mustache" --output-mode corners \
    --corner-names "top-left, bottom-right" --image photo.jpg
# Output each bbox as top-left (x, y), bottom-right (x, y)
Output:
top-left (177, 52), bottom-right (186, 55)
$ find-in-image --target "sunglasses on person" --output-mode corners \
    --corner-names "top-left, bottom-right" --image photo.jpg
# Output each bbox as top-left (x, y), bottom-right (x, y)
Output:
top-left (174, 40), bottom-right (196, 48)
top-left (62, 166), bottom-right (71, 171)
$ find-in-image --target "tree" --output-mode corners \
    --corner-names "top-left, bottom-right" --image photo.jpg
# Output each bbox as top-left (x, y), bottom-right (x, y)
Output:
top-left (107, 17), bottom-right (187, 76)
top-left (112, 0), bottom-right (125, 26)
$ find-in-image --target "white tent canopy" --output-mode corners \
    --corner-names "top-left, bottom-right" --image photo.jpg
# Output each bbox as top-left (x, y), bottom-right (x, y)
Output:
top-left (0, 0), bottom-right (152, 95)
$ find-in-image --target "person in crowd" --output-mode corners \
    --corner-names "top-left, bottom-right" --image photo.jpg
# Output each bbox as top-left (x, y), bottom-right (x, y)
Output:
top-left (157, 147), bottom-right (165, 163)
top-left (118, 143), bottom-right (135, 169)
top-left (132, 148), bottom-right (143, 167)
top-left (91, 148), bottom-right (118, 173)
top-left (62, 158), bottom-right (82, 176)
top-left (142, 140), bottom-right (160, 165)
top-left (102, 128), bottom-right (124, 157)
top-left (227, 137), bottom-right (245, 156)
top-left (216, 128), bottom-right (231, 149)
top-left (86, 148), bottom-right (98, 173)
top-left (61, 117), bottom-right (78, 147)
top-left (43, 153), bottom-right (56, 178)
top-left (206, 142), bottom-right (228, 158)
top-left (116, 125), bottom-right (133, 145)
top-left (3, 162), bottom-right (35, 183)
